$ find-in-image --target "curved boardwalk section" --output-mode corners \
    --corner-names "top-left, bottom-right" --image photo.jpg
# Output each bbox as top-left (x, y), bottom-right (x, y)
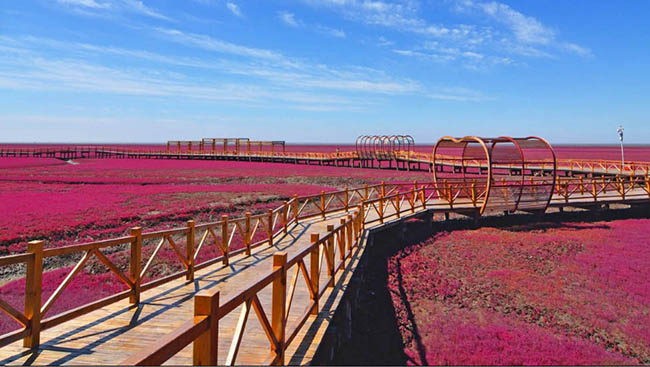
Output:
top-left (0, 178), bottom-right (649, 365)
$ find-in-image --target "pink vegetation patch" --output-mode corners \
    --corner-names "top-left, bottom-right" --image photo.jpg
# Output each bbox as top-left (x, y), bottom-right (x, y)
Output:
top-left (389, 218), bottom-right (650, 364)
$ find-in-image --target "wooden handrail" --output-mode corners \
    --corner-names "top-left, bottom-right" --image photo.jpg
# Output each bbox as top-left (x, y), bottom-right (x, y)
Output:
top-left (123, 208), bottom-right (364, 365)
top-left (2, 177), bottom-right (648, 350)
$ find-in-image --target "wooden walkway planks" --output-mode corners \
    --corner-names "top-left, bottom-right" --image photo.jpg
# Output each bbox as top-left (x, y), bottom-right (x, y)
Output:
top-left (1, 189), bottom-right (649, 365)
top-left (0, 207), bottom-right (390, 366)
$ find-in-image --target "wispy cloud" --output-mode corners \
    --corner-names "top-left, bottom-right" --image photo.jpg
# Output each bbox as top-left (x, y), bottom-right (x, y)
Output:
top-left (156, 28), bottom-right (284, 60)
top-left (122, 0), bottom-right (170, 20)
top-left (302, 0), bottom-right (592, 64)
top-left (226, 2), bottom-right (242, 17)
top-left (428, 87), bottom-right (493, 102)
top-left (277, 10), bottom-right (346, 38)
top-left (377, 36), bottom-right (395, 47)
top-left (278, 11), bottom-right (300, 27)
top-left (315, 25), bottom-right (346, 38)
top-left (57, 0), bottom-right (110, 9)
top-left (0, 34), bottom-right (442, 114)
top-left (457, 0), bottom-right (592, 57)
top-left (56, 0), bottom-right (171, 21)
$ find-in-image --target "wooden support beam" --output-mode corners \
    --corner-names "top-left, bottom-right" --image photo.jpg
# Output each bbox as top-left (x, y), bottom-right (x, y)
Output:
top-left (326, 225), bottom-right (335, 287)
top-left (221, 215), bottom-right (229, 266)
top-left (271, 253), bottom-right (287, 365)
top-left (23, 240), bottom-right (43, 348)
top-left (128, 226), bottom-right (143, 303)
top-left (186, 220), bottom-right (195, 281)
top-left (193, 291), bottom-right (219, 366)
top-left (309, 234), bottom-right (319, 316)
top-left (268, 209), bottom-right (274, 246)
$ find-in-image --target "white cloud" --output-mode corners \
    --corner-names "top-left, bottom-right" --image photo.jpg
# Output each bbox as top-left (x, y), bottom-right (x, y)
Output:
top-left (156, 28), bottom-right (284, 60)
top-left (56, 0), bottom-right (171, 20)
top-left (278, 11), bottom-right (300, 27)
top-left (226, 2), bottom-right (242, 17)
top-left (277, 11), bottom-right (345, 38)
top-left (561, 42), bottom-right (593, 57)
top-left (428, 87), bottom-right (492, 102)
top-left (475, 1), bottom-right (553, 44)
top-left (57, 0), bottom-right (110, 9)
top-left (377, 36), bottom-right (394, 47)
top-left (459, 0), bottom-right (592, 57)
top-left (315, 25), bottom-right (346, 38)
top-left (304, 0), bottom-right (592, 64)
top-left (122, 0), bottom-right (170, 20)
top-left (0, 34), bottom-right (429, 112)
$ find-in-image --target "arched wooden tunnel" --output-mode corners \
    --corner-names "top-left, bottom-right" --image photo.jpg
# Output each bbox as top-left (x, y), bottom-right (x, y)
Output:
top-left (433, 136), bottom-right (557, 215)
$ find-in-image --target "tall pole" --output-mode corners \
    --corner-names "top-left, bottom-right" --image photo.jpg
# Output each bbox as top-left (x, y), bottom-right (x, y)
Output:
top-left (617, 125), bottom-right (624, 167)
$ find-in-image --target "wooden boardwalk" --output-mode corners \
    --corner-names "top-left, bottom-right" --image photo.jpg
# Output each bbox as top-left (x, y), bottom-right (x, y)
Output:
top-left (0, 206), bottom-right (399, 365)
top-left (0, 181), bottom-right (649, 365)
top-left (2, 146), bottom-right (648, 178)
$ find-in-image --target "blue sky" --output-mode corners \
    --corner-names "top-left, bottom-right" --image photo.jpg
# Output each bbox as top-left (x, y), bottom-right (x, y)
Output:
top-left (0, 0), bottom-right (648, 144)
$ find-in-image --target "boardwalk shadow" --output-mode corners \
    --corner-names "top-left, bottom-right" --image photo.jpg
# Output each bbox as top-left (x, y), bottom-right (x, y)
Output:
top-left (312, 205), bottom-right (650, 365)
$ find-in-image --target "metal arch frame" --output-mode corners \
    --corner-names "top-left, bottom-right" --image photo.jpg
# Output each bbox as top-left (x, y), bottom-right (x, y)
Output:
top-left (380, 136), bottom-right (392, 160)
top-left (493, 136), bottom-right (526, 210)
top-left (356, 134), bottom-right (416, 161)
top-left (513, 135), bottom-right (557, 211)
top-left (433, 135), bottom-right (557, 215)
top-left (433, 136), bottom-right (493, 215)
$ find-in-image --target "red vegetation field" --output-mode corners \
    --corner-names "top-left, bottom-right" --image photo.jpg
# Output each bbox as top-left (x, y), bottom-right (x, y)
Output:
top-left (0, 157), bottom-right (430, 254)
top-left (0, 156), bottom-right (430, 336)
top-left (389, 218), bottom-right (650, 364)
top-left (1, 144), bottom-right (650, 361)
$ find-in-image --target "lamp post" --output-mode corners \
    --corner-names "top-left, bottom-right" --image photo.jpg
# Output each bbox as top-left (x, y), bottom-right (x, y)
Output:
top-left (617, 125), bottom-right (624, 167)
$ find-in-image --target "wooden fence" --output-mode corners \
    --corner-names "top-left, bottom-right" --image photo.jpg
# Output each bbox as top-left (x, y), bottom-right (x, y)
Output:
top-left (1, 177), bottom-right (649, 353)
top-left (123, 211), bottom-right (364, 365)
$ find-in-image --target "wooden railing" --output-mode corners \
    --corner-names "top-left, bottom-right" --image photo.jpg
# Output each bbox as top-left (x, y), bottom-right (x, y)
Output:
top-left (123, 208), bottom-right (365, 366)
top-left (1, 177), bottom-right (649, 352)
top-left (0, 250), bottom-right (36, 349)
top-left (0, 182), bottom-right (387, 349)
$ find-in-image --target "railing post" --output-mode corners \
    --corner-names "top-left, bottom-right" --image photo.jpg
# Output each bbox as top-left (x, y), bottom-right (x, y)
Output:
top-left (282, 201), bottom-right (288, 234)
top-left (245, 212), bottom-right (252, 256)
top-left (344, 187), bottom-right (349, 212)
top-left (379, 194), bottom-right (385, 224)
top-left (359, 201), bottom-right (366, 229)
top-left (326, 225), bottom-right (335, 287)
top-left (395, 191), bottom-right (401, 218)
top-left (272, 253), bottom-right (287, 365)
top-left (338, 218), bottom-right (346, 261)
top-left (187, 220), bottom-right (195, 281)
top-left (346, 215), bottom-right (353, 251)
top-left (268, 209), bottom-right (274, 246)
top-left (421, 188), bottom-right (426, 209)
top-left (364, 184), bottom-right (368, 200)
top-left (320, 191), bottom-right (326, 219)
top-left (221, 215), bottom-right (229, 266)
top-left (24, 240), bottom-right (43, 348)
top-left (292, 194), bottom-right (299, 223)
top-left (381, 181), bottom-right (386, 197)
top-left (411, 189), bottom-right (416, 213)
top-left (309, 234), bottom-right (319, 316)
top-left (129, 227), bottom-right (142, 304)
top-left (193, 290), bottom-right (219, 366)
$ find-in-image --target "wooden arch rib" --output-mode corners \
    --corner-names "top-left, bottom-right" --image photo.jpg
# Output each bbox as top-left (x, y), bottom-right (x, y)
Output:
top-left (513, 135), bottom-right (557, 212)
top-left (433, 136), bottom-right (492, 215)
